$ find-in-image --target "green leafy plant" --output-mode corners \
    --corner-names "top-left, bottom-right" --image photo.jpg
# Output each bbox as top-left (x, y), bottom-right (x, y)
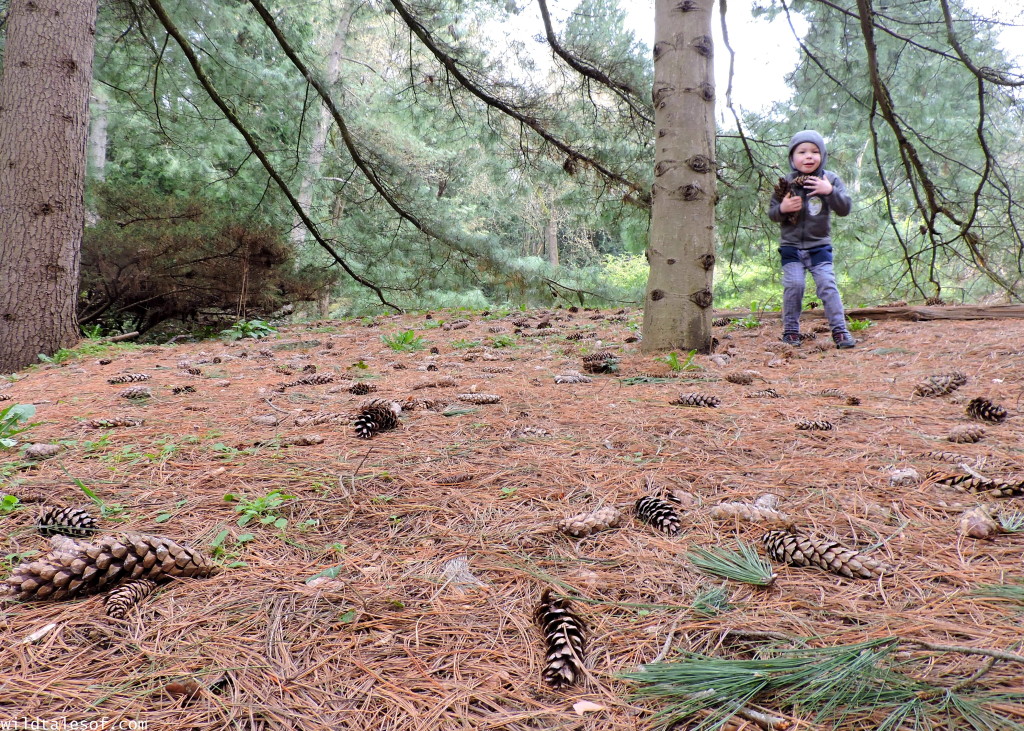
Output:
top-left (220, 319), bottom-right (277, 341)
top-left (225, 489), bottom-right (294, 529)
top-left (687, 541), bottom-right (777, 586)
top-left (657, 349), bottom-right (700, 372)
top-left (380, 330), bottom-right (426, 352)
top-left (846, 317), bottom-right (873, 332)
top-left (209, 528), bottom-right (250, 568)
top-left (0, 404), bottom-right (37, 449)
top-left (999, 512), bottom-right (1024, 533)
top-left (489, 334), bottom-right (517, 348)
top-left (76, 479), bottom-right (126, 518)
top-left (451, 339), bottom-right (482, 349)
top-left (0, 494), bottom-right (22, 515)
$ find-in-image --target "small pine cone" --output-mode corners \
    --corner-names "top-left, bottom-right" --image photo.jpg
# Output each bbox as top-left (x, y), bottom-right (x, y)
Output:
top-left (765, 342), bottom-right (794, 356)
top-left (581, 352), bottom-right (619, 374)
top-left (966, 397), bottom-right (1007, 424)
top-left (845, 396), bottom-right (861, 406)
top-left (958, 505), bottom-right (999, 540)
top-left (796, 419), bottom-right (834, 431)
top-left (36, 506), bottom-right (98, 538)
top-left (84, 417), bottom-right (145, 428)
top-left (457, 393), bottom-right (501, 404)
top-left (634, 496), bottom-right (681, 535)
top-left (481, 366), bottom-right (514, 374)
top-left (672, 393), bottom-right (720, 408)
top-left (24, 444), bottom-right (61, 459)
top-left (762, 528), bottom-right (886, 579)
top-left (924, 296), bottom-right (945, 306)
top-left (565, 332), bottom-right (590, 341)
top-left (812, 323), bottom-right (831, 334)
top-left (107, 373), bottom-right (151, 384)
top-left (819, 388), bottom-right (846, 398)
top-left (118, 386), bottom-right (152, 399)
top-left (348, 382), bottom-right (378, 395)
top-left (105, 578), bottom-right (158, 620)
top-left (948, 424), bottom-right (985, 444)
top-left (180, 366), bottom-right (203, 376)
top-left (171, 385), bottom-right (196, 395)
top-left (444, 319), bottom-right (470, 330)
top-left (294, 412), bottom-right (348, 427)
top-left (708, 501), bottom-right (789, 525)
top-left (712, 317), bottom-right (731, 327)
top-left (557, 506), bottom-right (623, 538)
top-left (798, 332), bottom-right (816, 341)
top-left (554, 372), bottom-right (592, 384)
top-left (1, 532), bottom-right (216, 601)
top-left (725, 372), bottom-right (754, 385)
top-left (282, 373), bottom-right (335, 389)
top-left (535, 589), bottom-right (586, 689)
top-left (487, 326), bottom-right (504, 333)
top-left (746, 388), bottom-right (781, 398)
top-left (353, 403), bottom-right (401, 439)
top-left (302, 364), bottom-right (317, 373)
top-left (511, 317), bottom-right (531, 328)
top-left (0, 394), bottom-right (11, 402)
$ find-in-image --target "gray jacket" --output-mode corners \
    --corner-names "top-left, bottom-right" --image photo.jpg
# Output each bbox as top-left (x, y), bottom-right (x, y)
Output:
top-left (768, 130), bottom-right (852, 250)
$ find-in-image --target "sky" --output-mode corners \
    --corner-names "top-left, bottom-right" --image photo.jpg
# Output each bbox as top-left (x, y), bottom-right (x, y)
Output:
top-left (621, 0), bottom-right (1024, 113)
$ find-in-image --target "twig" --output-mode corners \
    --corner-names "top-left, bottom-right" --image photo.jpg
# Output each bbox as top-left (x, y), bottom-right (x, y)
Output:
top-left (906, 639), bottom-right (1024, 665)
top-left (951, 656), bottom-right (998, 692)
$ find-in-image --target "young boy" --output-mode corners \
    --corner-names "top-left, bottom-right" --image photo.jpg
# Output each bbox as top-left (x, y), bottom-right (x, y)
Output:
top-left (768, 130), bottom-right (856, 349)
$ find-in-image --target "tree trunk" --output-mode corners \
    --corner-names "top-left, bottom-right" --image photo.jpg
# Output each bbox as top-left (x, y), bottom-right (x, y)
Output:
top-left (290, 3), bottom-right (358, 251)
top-left (641, 0), bottom-right (716, 353)
top-left (0, 0), bottom-right (99, 371)
top-left (88, 89), bottom-right (109, 182)
top-left (544, 209), bottom-right (559, 267)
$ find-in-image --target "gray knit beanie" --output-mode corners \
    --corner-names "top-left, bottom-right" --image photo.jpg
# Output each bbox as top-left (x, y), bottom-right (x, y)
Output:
top-left (788, 130), bottom-right (827, 174)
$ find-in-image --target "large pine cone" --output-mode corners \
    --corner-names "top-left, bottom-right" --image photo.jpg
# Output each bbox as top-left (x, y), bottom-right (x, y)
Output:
top-left (673, 392), bottom-right (720, 408)
top-left (2, 533), bottom-right (217, 601)
top-left (913, 371), bottom-right (967, 397)
top-left (535, 589), bottom-right (586, 689)
top-left (558, 506), bottom-right (622, 538)
top-left (581, 352), bottom-right (619, 374)
top-left (931, 471), bottom-right (1024, 498)
top-left (353, 402), bottom-right (401, 439)
top-left (762, 528), bottom-right (886, 579)
top-left (107, 373), bottom-right (151, 384)
top-left (965, 397), bottom-right (1007, 423)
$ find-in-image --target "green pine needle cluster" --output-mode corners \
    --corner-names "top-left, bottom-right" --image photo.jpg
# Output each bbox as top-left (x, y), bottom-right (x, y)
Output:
top-left (687, 540), bottom-right (777, 586)
top-left (625, 637), bottom-right (1024, 731)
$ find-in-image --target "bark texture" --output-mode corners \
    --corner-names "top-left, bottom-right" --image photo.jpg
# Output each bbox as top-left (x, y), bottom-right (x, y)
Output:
top-left (0, 0), bottom-right (100, 371)
top-left (641, 0), bottom-right (716, 353)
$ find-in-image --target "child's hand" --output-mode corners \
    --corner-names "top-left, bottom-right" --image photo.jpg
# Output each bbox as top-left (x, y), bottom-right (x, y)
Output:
top-left (802, 176), bottom-right (834, 196)
top-left (779, 193), bottom-right (802, 214)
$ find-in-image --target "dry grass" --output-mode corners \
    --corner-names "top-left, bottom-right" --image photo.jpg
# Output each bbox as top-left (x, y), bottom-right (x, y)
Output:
top-left (1, 308), bottom-right (1023, 730)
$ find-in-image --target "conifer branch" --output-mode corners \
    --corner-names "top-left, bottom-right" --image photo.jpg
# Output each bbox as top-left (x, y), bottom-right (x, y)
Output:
top-left (143, 0), bottom-right (399, 311)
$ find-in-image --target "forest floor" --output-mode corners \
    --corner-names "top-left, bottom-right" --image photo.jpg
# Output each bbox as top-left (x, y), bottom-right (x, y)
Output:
top-left (1, 307), bottom-right (1023, 730)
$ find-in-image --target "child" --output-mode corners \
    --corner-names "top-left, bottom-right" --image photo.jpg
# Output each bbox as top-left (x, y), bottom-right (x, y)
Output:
top-left (768, 130), bottom-right (856, 349)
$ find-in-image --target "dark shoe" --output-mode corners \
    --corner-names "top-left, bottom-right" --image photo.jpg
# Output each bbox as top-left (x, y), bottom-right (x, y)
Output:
top-left (833, 331), bottom-right (856, 349)
top-left (781, 332), bottom-right (801, 346)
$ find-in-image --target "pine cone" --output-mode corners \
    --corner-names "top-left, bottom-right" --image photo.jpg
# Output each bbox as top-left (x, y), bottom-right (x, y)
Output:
top-left (708, 501), bottom-right (789, 525)
top-left (914, 372), bottom-right (967, 397)
top-left (966, 397), bottom-right (1007, 423)
top-left (535, 589), bottom-right (586, 689)
top-left (353, 402), bottom-right (402, 439)
top-left (725, 372), bottom-right (754, 385)
top-left (36, 506), bottom-right (98, 538)
top-left (107, 374), bottom-right (151, 384)
top-left (948, 424), bottom-right (985, 444)
top-left (457, 393), bottom-right (501, 404)
top-left (773, 176), bottom-right (809, 226)
top-left (581, 352), bottom-right (619, 374)
top-left (762, 528), bottom-right (886, 579)
top-left (796, 419), bottom-right (834, 431)
top-left (105, 578), bottom-right (158, 620)
top-left (24, 444), bottom-right (61, 459)
top-left (746, 388), bottom-right (781, 398)
top-left (819, 388), bottom-right (846, 398)
top-left (0, 394), bottom-right (11, 402)
top-left (557, 506), bottom-right (623, 538)
top-left (281, 373), bottom-right (335, 389)
top-left (118, 386), bottom-right (152, 399)
top-left (924, 296), bottom-right (945, 306)
top-left (634, 496), bottom-right (681, 535)
top-left (958, 505), bottom-right (999, 540)
top-left (171, 385), bottom-right (196, 395)
top-left (845, 396), bottom-right (861, 406)
top-left (673, 392), bottom-right (721, 408)
top-left (2, 533), bottom-right (217, 601)
top-left (180, 366), bottom-right (203, 376)
top-left (83, 417), bottom-right (145, 429)
top-left (348, 382), bottom-right (377, 395)
top-left (712, 317), bottom-right (732, 327)
top-left (931, 472), bottom-right (1024, 497)
top-left (554, 372), bottom-right (592, 384)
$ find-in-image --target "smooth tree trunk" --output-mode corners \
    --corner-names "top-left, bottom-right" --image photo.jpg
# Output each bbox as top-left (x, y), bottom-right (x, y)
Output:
top-left (88, 90), bottom-right (109, 181)
top-left (641, 0), bottom-right (717, 353)
top-left (0, 0), bottom-right (100, 371)
top-left (544, 210), bottom-right (559, 267)
top-left (290, 3), bottom-right (358, 251)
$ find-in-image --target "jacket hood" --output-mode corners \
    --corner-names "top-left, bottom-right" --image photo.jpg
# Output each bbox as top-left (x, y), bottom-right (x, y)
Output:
top-left (788, 130), bottom-right (827, 174)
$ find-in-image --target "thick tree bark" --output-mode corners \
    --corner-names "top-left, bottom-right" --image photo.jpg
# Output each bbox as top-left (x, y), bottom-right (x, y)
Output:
top-left (641, 0), bottom-right (716, 353)
top-left (0, 0), bottom-right (99, 371)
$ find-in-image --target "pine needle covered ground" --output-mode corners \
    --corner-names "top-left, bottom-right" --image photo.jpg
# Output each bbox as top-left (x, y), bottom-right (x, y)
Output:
top-left (1, 308), bottom-right (1023, 730)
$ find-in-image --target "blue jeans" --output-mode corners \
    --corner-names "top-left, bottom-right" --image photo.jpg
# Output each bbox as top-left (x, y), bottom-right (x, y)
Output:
top-left (780, 247), bottom-right (848, 333)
